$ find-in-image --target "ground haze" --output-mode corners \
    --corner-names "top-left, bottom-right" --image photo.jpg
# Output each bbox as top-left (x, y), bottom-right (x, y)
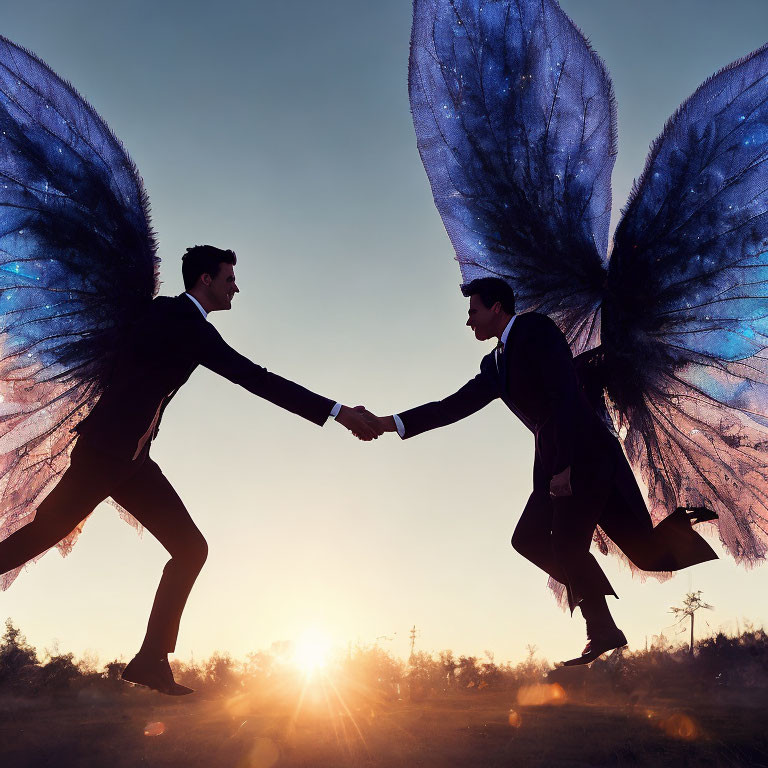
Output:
top-left (1, 620), bottom-right (767, 767)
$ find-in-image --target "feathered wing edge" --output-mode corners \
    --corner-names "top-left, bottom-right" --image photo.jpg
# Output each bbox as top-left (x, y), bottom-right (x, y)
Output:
top-left (621, 41), bottom-right (768, 223)
top-left (0, 34), bottom-right (160, 290)
top-left (604, 40), bottom-right (768, 567)
top-left (408, 0), bottom-right (616, 354)
top-left (0, 36), bottom-right (162, 587)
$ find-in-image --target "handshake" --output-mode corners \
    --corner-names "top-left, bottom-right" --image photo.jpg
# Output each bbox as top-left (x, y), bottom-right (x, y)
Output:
top-left (335, 405), bottom-right (396, 441)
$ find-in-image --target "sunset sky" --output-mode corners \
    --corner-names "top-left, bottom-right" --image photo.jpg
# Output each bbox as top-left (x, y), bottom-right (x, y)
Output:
top-left (2, 0), bottom-right (768, 667)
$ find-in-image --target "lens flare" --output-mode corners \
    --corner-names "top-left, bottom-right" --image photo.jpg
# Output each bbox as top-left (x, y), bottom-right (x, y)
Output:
top-left (659, 712), bottom-right (701, 740)
top-left (144, 721), bottom-right (165, 737)
top-left (517, 683), bottom-right (566, 706)
top-left (293, 628), bottom-right (332, 674)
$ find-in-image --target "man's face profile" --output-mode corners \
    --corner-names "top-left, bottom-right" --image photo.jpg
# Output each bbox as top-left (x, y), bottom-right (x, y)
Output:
top-left (203, 262), bottom-right (239, 311)
top-left (466, 293), bottom-right (499, 341)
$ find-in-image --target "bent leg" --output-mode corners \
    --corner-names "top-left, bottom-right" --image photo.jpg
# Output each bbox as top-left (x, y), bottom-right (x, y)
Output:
top-left (511, 491), bottom-right (566, 583)
top-left (598, 475), bottom-right (718, 572)
top-left (551, 495), bottom-right (617, 610)
top-left (512, 491), bottom-right (616, 610)
top-left (112, 459), bottom-right (207, 655)
top-left (0, 443), bottom-right (118, 576)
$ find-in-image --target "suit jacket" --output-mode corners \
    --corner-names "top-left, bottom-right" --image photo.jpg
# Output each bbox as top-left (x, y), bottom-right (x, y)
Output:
top-left (399, 312), bottom-right (620, 499)
top-left (76, 294), bottom-right (335, 459)
top-left (399, 311), bottom-right (719, 573)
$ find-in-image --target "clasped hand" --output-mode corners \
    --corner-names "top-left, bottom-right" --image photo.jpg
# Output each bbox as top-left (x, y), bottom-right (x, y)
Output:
top-left (336, 406), bottom-right (397, 441)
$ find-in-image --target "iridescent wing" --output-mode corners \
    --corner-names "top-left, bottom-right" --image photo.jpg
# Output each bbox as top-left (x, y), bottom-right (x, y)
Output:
top-left (409, 0), bottom-right (616, 350)
top-left (0, 36), bottom-right (158, 587)
top-left (604, 43), bottom-right (768, 563)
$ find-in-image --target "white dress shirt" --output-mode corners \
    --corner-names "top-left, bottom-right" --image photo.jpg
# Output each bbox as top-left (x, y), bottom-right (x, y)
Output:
top-left (185, 292), bottom-right (208, 319)
top-left (496, 315), bottom-right (516, 369)
top-left (393, 314), bottom-right (516, 438)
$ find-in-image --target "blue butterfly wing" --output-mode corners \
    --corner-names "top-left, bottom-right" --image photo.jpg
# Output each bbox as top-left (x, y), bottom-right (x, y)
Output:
top-left (409, 0), bottom-right (616, 349)
top-left (0, 37), bottom-right (157, 587)
top-left (605, 43), bottom-right (768, 563)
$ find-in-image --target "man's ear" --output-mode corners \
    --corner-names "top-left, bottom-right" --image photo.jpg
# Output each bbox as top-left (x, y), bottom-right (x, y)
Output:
top-left (493, 301), bottom-right (502, 314)
top-left (200, 273), bottom-right (212, 287)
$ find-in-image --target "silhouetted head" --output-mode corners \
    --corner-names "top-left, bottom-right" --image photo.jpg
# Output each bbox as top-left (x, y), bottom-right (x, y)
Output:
top-left (461, 277), bottom-right (515, 341)
top-left (182, 245), bottom-right (239, 312)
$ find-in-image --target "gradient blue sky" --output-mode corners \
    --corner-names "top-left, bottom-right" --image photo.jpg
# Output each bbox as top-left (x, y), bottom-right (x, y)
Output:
top-left (2, 0), bottom-right (768, 666)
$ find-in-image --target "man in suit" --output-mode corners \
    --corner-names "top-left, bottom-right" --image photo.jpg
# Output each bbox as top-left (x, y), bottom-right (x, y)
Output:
top-left (372, 278), bottom-right (716, 665)
top-left (0, 245), bottom-right (381, 694)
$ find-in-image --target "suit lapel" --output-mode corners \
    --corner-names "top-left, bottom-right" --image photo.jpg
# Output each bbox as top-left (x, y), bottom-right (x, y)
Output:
top-left (499, 339), bottom-right (508, 388)
top-left (497, 317), bottom-right (535, 431)
top-left (499, 316), bottom-right (522, 394)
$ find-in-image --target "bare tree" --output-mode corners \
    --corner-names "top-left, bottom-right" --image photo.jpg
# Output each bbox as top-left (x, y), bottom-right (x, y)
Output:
top-left (671, 591), bottom-right (713, 655)
top-left (408, 625), bottom-right (419, 661)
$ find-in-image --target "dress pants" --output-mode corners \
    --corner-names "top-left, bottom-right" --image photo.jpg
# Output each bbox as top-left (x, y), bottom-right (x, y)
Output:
top-left (0, 438), bottom-right (207, 654)
top-left (511, 472), bottom-right (716, 611)
top-left (512, 490), bottom-right (617, 611)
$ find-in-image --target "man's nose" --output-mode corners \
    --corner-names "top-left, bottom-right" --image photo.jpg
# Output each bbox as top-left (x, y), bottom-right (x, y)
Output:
top-left (466, 318), bottom-right (471, 326)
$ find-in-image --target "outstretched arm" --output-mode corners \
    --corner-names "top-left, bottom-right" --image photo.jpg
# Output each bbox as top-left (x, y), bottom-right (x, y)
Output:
top-left (372, 372), bottom-right (498, 439)
top-left (198, 323), bottom-right (381, 439)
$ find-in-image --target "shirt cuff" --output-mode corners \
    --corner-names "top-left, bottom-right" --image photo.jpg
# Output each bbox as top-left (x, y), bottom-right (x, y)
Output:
top-left (393, 413), bottom-right (405, 438)
top-left (329, 402), bottom-right (342, 421)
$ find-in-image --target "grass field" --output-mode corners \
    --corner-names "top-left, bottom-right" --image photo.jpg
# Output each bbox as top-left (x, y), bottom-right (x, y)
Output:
top-left (2, 681), bottom-right (767, 768)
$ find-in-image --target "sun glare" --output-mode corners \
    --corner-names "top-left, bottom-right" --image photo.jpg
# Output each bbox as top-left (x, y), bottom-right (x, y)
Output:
top-left (293, 629), bottom-right (332, 674)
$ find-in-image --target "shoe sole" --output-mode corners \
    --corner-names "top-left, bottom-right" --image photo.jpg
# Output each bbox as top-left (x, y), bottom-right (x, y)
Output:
top-left (559, 643), bottom-right (627, 667)
top-left (121, 672), bottom-right (194, 696)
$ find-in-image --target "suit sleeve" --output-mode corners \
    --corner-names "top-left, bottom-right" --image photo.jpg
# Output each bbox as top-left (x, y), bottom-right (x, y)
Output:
top-left (528, 316), bottom-right (579, 474)
top-left (398, 371), bottom-right (498, 439)
top-left (197, 324), bottom-right (335, 426)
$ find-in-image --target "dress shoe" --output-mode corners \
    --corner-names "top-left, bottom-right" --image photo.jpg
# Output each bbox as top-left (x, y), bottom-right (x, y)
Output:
top-left (559, 627), bottom-right (627, 667)
top-left (121, 653), bottom-right (194, 696)
top-left (675, 505), bottom-right (718, 525)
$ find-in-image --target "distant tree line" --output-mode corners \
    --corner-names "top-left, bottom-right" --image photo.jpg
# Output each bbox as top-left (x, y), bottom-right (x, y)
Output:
top-left (1, 618), bottom-right (767, 702)
top-left (0, 619), bottom-right (83, 696)
top-left (565, 626), bottom-right (768, 699)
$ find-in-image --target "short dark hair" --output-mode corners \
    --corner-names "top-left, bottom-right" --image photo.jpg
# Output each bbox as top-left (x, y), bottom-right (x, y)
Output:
top-left (461, 277), bottom-right (515, 315)
top-left (181, 245), bottom-right (237, 291)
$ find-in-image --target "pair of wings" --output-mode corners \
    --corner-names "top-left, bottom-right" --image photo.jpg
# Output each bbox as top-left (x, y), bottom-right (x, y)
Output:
top-left (410, 0), bottom-right (768, 564)
top-left (0, 37), bottom-right (158, 588)
top-left (0, 1), bottom-right (765, 587)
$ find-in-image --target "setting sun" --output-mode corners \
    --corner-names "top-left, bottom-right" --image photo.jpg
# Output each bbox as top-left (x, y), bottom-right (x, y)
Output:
top-left (293, 629), bottom-right (332, 674)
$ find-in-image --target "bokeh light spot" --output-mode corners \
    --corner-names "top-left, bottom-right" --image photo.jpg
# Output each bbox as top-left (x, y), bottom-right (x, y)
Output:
top-left (659, 712), bottom-right (701, 740)
top-left (508, 708), bottom-right (522, 728)
top-left (517, 683), bottom-right (566, 706)
top-left (144, 721), bottom-right (165, 737)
